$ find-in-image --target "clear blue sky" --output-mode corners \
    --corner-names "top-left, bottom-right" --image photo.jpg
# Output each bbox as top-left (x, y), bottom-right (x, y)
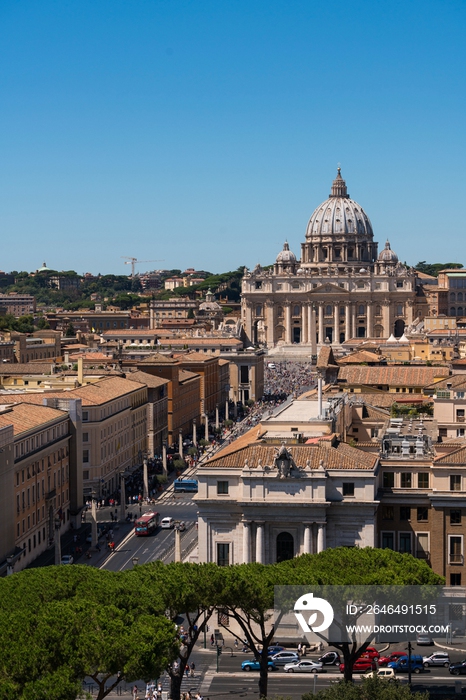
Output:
top-left (1, 0), bottom-right (465, 275)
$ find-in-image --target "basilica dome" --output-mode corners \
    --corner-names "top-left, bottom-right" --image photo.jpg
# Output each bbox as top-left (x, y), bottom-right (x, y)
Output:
top-left (276, 241), bottom-right (297, 263)
top-left (305, 168), bottom-right (373, 239)
top-left (378, 240), bottom-right (398, 263)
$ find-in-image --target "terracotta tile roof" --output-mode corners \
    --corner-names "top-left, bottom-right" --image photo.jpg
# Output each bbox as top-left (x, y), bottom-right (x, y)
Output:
top-left (132, 354), bottom-right (178, 365)
top-left (0, 376), bottom-right (146, 406)
top-left (179, 369), bottom-right (199, 382)
top-left (67, 352), bottom-right (110, 361)
top-left (205, 435), bottom-right (377, 471)
top-left (0, 363), bottom-right (55, 375)
top-left (338, 366), bottom-right (449, 387)
top-left (0, 403), bottom-right (66, 435)
top-left (338, 351), bottom-right (382, 364)
top-left (435, 446), bottom-right (466, 465)
top-left (317, 346), bottom-right (338, 369)
top-left (424, 374), bottom-right (466, 390)
top-left (351, 393), bottom-right (429, 408)
top-left (125, 370), bottom-right (170, 388)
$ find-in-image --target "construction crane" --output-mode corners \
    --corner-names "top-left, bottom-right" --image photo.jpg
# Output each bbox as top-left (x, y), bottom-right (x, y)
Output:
top-left (121, 257), bottom-right (164, 277)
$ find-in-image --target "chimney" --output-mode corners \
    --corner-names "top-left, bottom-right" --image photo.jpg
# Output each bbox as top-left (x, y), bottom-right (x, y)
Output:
top-left (77, 357), bottom-right (84, 385)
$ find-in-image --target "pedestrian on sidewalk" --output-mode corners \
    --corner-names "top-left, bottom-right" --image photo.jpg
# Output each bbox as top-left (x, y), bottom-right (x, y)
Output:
top-left (190, 661), bottom-right (195, 677)
top-left (185, 665), bottom-right (189, 679)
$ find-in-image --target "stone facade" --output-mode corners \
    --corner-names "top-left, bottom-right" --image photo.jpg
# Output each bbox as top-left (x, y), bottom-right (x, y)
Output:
top-left (241, 169), bottom-right (420, 348)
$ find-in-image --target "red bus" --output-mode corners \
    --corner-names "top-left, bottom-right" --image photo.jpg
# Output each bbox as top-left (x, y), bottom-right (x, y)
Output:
top-left (134, 511), bottom-right (160, 536)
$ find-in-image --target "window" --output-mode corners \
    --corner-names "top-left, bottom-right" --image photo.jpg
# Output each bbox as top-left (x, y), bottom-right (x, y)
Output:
top-left (400, 473), bottom-right (412, 488)
top-left (417, 507), bottom-right (428, 522)
top-left (396, 281), bottom-right (404, 289)
top-left (400, 506), bottom-right (411, 521)
top-left (217, 481), bottom-right (229, 495)
top-left (399, 532), bottom-right (412, 554)
top-left (381, 532), bottom-right (394, 549)
top-left (325, 305), bottom-right (332, 317)
top-left (82, 433), bottom-right (89, 442)
top-left (451, 475), bottom-right (461, 491)
top-left (382, 506), bottom-right (394, 520)
top-left (416, 532), bottom-right (429, 558)
top-left (457, 428), bottom-right (465, 438)
top-left (240, 366), bottom-right (249, 384)
top-left (383, 472), bottom-right (394, 488)
top-left (358, 304), bottom-right (365, 316)
top-left (217, 543), bottom-right (230, 567)
top-left (451, 574), bottom-right (462, 586)
top-left (451, 510), bottom-right (462, 525)
top-left (375, 305), bottom-right (381, 315)
top-left (83, 450), bottom-right (89, 463)
top-left (418, 473), bottom-right (429, 488)
top-left (396, 304), bottom-right (403, 316)
top-left (255, 305), bottom-right (262, 317)
top-left (83, 470), bottom-right (89, 481)
top-left (343, 482), bottom-right (355, 496)
top-left (82, 411), bottom-right (89, 422)
top-left (449, 535), bottom-right (463, 564)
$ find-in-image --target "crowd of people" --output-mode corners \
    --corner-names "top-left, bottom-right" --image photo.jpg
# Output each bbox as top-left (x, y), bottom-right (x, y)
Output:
top-left (263, 360), bottom-right (315, 399)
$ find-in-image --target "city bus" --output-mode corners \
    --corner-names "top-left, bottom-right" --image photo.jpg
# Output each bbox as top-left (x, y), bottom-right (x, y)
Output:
top-left (134, 511), bottom-right (160, 536)
top-left (174, 479), bottom-right (198, 493)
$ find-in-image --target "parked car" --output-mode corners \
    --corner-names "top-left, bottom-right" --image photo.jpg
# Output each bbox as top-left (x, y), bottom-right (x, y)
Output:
top-left (423, 652), bottom-right (450, 668)
top-left (416, 633), bottom-right (433, 646)
top-left (363, 668), bottom-right (396, 681)
top-left (269, 651), bottom-right (300, 666)
top-left (378, 651), bottom-right (408, 666)
top-left (284, 660), bottom-right (323, 674)
top-left (259, 646), bottom-right (285, 657)
top-left (449, 660), bottom-right (466, 676)
top-left (388, 655), bottom-right (424, 674)
top-left (363, 646), bottom-right (381, 659)
top-left (161, 517), bottom-right (174, 529)
top-left (319, 651), bottom-right (341, 666)
top-left (241, 659), bottom-right (276, 672)
top-left (60, 554), bottom-right (74, 565)
top-left (340, 658), bottom-right (375, 673)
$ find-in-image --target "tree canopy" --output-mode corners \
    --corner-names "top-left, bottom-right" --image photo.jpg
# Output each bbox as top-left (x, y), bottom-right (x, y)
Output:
top-left (415, 261), bottom-right (463, 277)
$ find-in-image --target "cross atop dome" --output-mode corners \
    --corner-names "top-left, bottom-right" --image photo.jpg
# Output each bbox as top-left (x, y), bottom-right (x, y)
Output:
top-left (329, 166), bottom-right (349, 199)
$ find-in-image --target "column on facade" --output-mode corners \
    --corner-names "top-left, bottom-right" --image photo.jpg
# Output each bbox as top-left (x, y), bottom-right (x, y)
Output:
top-left (345, 303), bottom-right (351, 341)
top-left (406, 299), bottom-right (414, 326)
top-left (367, 303), bottom-right (374, 339)
top-left (285, 304), bottom-right (292, 344)
top-left (266, 302), bottom-right (274, 347)
top-left (308, 304), bottom-right (317, 355)
top-left (301, 304), bottom-right (308, 344)
top-left (245, 303), bottom-right (253, 343)
top-left (333, 304), bottom-right (339, 344)
top-left (351, 304), bottom-right (357, 340)
top-left (256, 522), bottom-right (265, 563)
top-left (317, 523), bottom-right (326, 553)
top-left (303, 523), bottom-right (312, 554)
top-left (318, 304), bottom-right (324, 345)
top-left (243, 520), bottom-right (251, 564)
top-left (382, 301), bottom-right (391, 338)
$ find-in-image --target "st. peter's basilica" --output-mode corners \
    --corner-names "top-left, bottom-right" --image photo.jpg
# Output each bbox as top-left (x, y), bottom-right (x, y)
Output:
top-left (241, 168), bottom-right (424, 351)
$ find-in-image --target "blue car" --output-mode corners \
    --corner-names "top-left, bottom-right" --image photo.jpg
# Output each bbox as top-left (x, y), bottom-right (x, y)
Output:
top-left (388, 655), bottom-right (423, 674)
top-left (241, 659), bottom-right (277, 672)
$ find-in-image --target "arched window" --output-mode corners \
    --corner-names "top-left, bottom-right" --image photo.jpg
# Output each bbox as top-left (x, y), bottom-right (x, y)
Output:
top-left (450, 292), bottom-right (456, 301)
top-left (293, 305), bottom-right (300, 317)
top-left (396, 304), bottom-right (404, 316)
top-left (255, 305), bottom-right (262, 317)
top-left (322, 247), bottom-right (328, 260)
top-left (276, 532), bottom-right (294, 563)
top-left (358, 304), bottom-right (365, 316)
top-left (348, 248), bottom-right (354, 258)
top-left (458, 293), bottom-right (463, 302)
top-left (451, 307), bottom-right (456, 316)
top-left (325, 305), bottom-right (332, 317)
top-left (375, 305), bottom-right (381, 316)
top-left (458, 307), bottom-right (464, 317)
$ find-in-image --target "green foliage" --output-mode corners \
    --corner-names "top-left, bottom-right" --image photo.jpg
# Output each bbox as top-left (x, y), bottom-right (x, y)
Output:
top-left (0, 314), bottom-right (35, 333)
top-left (187, 447), bottom-right (198, 456)
top-left (302, 676), bottom-right (429, 700)
top-left (390, 402), bottom-right (433, 417)
top-left (172, 459), bottom-right (185, 470)
top-left (415, 261), bottom-right (463, 277)
top-left (65, 322), bottom-right (76, 337)
top-left (199, 438), bottom-right (209, 446)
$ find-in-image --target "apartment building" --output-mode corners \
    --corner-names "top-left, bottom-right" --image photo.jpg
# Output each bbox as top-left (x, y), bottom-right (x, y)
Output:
top-left (0, 293), bottom-right (36, 316)
top-left (425, 375), bottom-right (466, 440)
top-left (0, 402), bottom-right (74, 572)
top-left (125, 369), bottom-right (169, 455)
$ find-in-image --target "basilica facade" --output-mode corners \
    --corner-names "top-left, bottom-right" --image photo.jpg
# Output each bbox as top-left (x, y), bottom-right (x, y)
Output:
top-left (241, 169), bottom-right (421, 349)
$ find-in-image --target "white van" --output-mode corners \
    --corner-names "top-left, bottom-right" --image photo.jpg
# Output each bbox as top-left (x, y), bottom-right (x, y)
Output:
top-left (161, 516), bottom-right (175, 529)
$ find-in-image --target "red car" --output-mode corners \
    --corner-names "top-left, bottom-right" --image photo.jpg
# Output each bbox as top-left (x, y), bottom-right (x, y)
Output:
top-left (378, 651), bottom-right (407, 667)
top-left (339, 658), bottom-right (376, 673)
top-left (363, 647), bottom-right (380, 660)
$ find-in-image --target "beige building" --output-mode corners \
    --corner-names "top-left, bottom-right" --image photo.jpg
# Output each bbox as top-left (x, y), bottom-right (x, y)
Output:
top-left (0, 402), bottom-right (75, 572)
top-left (220, 349), bottom-right (265, 405)
top-left (0, 293), bottom-right (36, 317)
top-left (242, 169), bottom-right (420, 349)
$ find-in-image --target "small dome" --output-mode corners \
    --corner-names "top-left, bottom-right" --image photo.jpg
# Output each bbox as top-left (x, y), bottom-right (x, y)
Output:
top-left (276, 241), bottom-right (296, 264)
top-left (378, 240), bottom-right (398, 263)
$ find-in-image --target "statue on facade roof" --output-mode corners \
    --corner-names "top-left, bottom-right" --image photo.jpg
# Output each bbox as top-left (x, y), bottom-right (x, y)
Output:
top-left (274, 442), bottom-right (297, 479)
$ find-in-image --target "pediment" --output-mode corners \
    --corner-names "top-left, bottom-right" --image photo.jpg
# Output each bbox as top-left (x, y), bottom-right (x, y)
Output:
top-left (310, 283), bottom-right (350, 294)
